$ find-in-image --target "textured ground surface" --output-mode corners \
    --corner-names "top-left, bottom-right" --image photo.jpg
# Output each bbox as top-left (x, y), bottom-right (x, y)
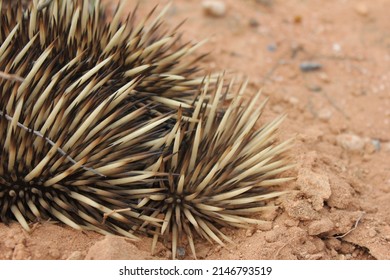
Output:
top-left (1, 0), bottom-right (390, 260)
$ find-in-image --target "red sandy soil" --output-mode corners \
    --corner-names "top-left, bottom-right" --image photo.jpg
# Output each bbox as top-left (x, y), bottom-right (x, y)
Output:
top-left (1, 0), bottom-right (390, 260)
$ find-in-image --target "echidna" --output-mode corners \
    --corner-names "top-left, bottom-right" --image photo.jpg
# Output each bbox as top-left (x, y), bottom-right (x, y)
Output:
top-left (0, 0), bottom-right (293, 259)
top-left (0, 0), bottom-right (209, 238)
top-left (133, 78), bottom-right (293, 258)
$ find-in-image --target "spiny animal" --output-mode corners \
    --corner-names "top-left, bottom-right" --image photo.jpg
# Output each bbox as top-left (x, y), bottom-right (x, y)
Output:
top-left (132, 78), bottom-right (294, 259)
top-left (0, 0), bottom-right (210, 238)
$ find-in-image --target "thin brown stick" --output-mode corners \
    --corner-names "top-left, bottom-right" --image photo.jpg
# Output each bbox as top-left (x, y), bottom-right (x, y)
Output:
top-left (0, 71), bottom-right (25, 83)
top-left (0, 110), bottom-right (105, 177)
top-left (335, 211), bottom-right (365, 239)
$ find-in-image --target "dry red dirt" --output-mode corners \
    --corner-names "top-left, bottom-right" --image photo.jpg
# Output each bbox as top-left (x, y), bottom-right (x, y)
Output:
top-left (1, 0), bottom-right (390, 260)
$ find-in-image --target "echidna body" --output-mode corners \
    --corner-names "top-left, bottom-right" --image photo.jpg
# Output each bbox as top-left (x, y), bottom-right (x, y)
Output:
top-left (0, 0), bottom-right (208, 237)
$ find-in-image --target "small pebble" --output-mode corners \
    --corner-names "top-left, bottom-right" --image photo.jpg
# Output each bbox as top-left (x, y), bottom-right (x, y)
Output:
top-left (300, 61), bottom-right (322, 72)
top-left (267, 43), bottom-right (277, 52)
top-left (368, 228), bottom-right (377, 238)
top-left (249, 18), bottom-right (260, 27)
top-left (293, 15), bottom-right (302, 24)
top-left (177, 247), bottom-right (186, 259)
top-left (318, 108), bottom-right (333, 121)
top-left (318, 72), bottom-right (330, 83)
top-left (49, 248), bottom-right (61, 259)
top-left (355, 3), bottom-right (369, 16)
top-left (286, 96), bottom-right (299, 105)
top-left (307, 84), bottom-right (322, 92)
top-left (332, 43), bottom-right (341, 52)
top-left (371, 139), bottom-right (381, 151)
top-left (336, 133), bottom-right (365, 152)
top-left (264, 231), bottom-right (278, 243)
top-left (202, 1), bottom-right (226, 17)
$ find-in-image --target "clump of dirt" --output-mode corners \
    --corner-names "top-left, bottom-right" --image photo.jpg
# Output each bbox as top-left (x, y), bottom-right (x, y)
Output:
top-left (1, 0), bottom-right (389, 260)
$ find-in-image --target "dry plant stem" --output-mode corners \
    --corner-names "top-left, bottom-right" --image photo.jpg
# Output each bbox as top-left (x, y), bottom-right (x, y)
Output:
top-left (335, 211), bottom-right (365, 239)
top-left (0, 110), bottom-right (105, 177)
top-left (0, 71), bottom-right (24, 82)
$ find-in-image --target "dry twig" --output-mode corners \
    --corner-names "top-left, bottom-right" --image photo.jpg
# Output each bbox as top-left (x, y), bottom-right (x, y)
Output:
top-left (335, 211), bottom-right (365, 239)
top-left (0, 71), bottom-right (24, 82)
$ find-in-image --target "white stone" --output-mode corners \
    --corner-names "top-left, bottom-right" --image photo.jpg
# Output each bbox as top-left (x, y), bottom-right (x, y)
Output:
top-left (336, 133), bottom-right (365, 152)
top-left (318, 108), bottom-right (333, 121)
top-left (202, 1), bottom-right (226, 17)
top-left (332, 43), bottom-right (341, 52)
